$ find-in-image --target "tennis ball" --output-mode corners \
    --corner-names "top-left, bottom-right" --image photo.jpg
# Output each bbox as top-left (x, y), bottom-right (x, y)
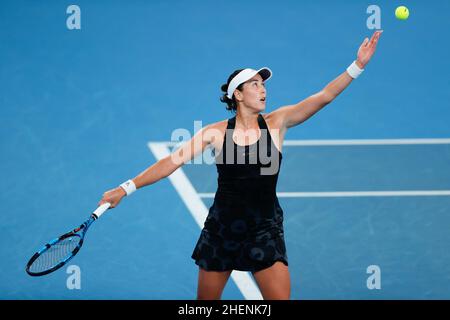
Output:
top-left (395, 6), bottom-right (409, 20)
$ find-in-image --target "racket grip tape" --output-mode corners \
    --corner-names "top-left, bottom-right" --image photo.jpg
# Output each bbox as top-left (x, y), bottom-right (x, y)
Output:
top-left (92, 202), bottom-right (111, 219)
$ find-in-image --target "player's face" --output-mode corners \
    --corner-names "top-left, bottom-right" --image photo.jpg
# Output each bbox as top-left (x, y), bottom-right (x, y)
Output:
top-left (237, 74), bottom-right (266, 112)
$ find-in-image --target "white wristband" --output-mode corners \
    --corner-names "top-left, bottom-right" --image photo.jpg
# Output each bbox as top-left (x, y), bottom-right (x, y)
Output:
top-left (120, 179), bottom-right (136, 196)
top-left (346, 61), bottom-right (364, 79)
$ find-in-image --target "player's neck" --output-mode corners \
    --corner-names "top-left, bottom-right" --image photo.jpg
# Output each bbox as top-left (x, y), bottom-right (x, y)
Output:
top-left (235, 111), bottom-right (259, 130)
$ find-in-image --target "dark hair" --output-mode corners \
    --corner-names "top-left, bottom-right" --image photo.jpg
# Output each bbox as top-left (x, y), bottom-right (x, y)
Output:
top-left (220, 69), bottom-right (245, 113)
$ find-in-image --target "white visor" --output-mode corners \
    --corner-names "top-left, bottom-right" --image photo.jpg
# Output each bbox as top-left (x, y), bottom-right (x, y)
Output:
top-left (226, 67), bottom-right (272, 99)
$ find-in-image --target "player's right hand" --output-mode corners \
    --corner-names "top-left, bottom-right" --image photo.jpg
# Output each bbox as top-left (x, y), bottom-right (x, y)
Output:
top-left (98, 187), bottom-right (126, 208)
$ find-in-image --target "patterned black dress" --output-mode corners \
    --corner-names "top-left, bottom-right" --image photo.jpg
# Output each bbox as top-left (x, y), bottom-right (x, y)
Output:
top-left (191, 114), bottom-right (288, 272)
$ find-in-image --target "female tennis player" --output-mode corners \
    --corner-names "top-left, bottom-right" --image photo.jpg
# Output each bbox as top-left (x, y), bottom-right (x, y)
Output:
top-left (99, 30), bottom-right (382, 300)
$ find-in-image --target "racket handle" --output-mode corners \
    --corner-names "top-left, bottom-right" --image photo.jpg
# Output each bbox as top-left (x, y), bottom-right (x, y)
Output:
top-left (92, 202), bottom-right (111, 219)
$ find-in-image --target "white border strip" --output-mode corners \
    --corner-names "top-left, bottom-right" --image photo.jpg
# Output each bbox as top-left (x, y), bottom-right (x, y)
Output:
top-left (148, 142), bottom-right (263, 300)
top-left (198, 190), bottom-right (450, 198)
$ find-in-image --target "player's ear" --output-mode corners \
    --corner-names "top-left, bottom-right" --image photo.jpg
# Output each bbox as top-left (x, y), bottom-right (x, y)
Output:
top-left (234, 90), bottom-right (243, 101)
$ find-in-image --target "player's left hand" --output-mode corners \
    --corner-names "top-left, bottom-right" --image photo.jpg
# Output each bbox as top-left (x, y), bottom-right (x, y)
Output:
top-left (356, 30), bottom-right (383, 68)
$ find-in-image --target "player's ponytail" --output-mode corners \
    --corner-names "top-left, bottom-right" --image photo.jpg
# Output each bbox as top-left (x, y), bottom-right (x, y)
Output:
top-left (220, 69), bottom-right (244, 113)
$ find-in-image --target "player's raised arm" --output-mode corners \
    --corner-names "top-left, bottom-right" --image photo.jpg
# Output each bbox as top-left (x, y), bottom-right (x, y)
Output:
top-left (98, 124), bottom-right (215, 208)
top-left (272, 30), bottom-right (382, 130)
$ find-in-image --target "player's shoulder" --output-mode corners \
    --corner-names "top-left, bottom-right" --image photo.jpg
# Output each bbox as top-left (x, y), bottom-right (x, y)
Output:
top-left (261, 110), bottom-right (285, 130)
top-left (204, 118), bottom-right (229, 133)
top-left (199, 118), bottom-right (229, 147)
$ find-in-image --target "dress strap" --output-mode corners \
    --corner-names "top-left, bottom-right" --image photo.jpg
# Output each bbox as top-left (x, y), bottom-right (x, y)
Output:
top-left (257, 114), bottom-right (271, 142)
top-left (219, 116), bottom-right (236, 162)
top-left (227, 116), bottom-right (237, 130)
top-left (257, 114), bottom-right (268, 130)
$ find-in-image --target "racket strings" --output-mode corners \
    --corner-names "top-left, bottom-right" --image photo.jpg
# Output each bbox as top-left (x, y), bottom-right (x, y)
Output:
top-left (28, 236), bottom-right (81, 273)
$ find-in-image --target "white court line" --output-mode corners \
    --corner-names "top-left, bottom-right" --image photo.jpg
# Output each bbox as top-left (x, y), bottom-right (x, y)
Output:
top-left (283, 138), bottom-right (450, 146)
top-left (148, 142), bottom-right (263, 300)
top-left (158, 138), bottom-right (450, 148)
top-left (198, 191), bottom-right (450, 198)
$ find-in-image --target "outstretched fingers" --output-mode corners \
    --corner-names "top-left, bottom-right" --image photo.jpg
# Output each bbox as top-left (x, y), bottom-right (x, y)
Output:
top-left (369, 30), bottom-right (383, 47)
top-left (361, 37), bottom-right (369, 47)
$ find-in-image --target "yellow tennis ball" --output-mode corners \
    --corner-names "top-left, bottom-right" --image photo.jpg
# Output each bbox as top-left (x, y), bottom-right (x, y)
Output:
top-left (395, 6), bottom-right (409, 20)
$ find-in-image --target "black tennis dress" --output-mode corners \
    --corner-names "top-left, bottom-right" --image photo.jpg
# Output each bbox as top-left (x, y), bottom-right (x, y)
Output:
top-left (191, 114), bottom-right (288, 272)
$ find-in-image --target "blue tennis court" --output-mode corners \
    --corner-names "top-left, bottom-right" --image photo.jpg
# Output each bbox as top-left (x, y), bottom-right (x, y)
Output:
top-left (1, 0), bottom-right (450, 299)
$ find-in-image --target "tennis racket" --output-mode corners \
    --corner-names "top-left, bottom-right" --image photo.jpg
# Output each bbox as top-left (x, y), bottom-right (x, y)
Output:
top-left (25, 202), bottom-right (111, 276)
